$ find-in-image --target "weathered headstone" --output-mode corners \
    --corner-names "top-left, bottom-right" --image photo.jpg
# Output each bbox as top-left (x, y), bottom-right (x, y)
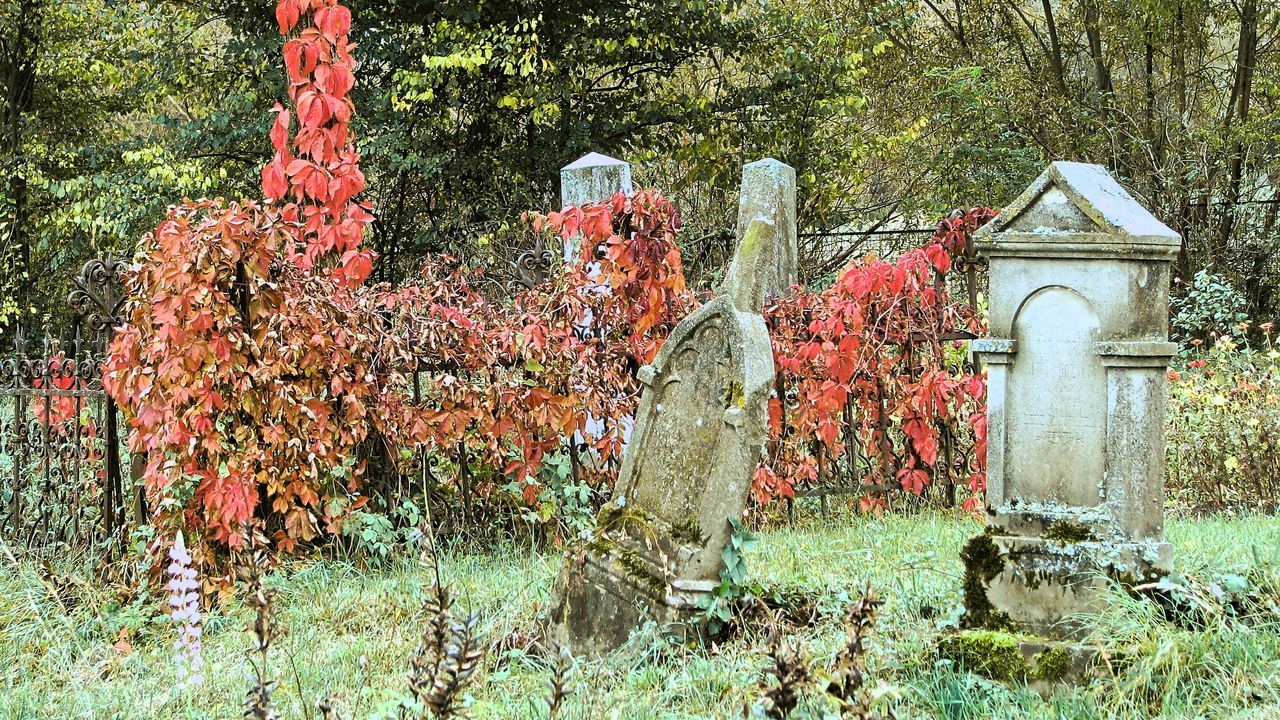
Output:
top-left (963, 161), bottom-right (1179, 638)
top-left (734, 158), bottom-right (797, 298)
top-left (546, 217), bottom-right (779, 657)
top-left (560, 152), bottom-right (633, 262)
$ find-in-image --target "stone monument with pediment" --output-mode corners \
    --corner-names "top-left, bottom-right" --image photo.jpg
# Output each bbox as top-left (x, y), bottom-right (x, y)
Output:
top-left (963, 161), bottom-right (1180, 638)
top-left (546, 217), bottom-right (779, 657)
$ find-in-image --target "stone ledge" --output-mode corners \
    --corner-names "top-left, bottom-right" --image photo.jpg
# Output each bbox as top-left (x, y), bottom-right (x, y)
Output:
top-left (970, 338), bottom-right (1017, 355)
top-left (1095, 340), bottom-right (1178, 368)
top-left (937, 630), bottom-right (1114, 695)
top-left (992, 535), bottom-right (1173, 574)
top-left (982, 236), bottom-right (1181, 262)
top-left (547, 549), bottom-right (711, 657)
top-left (1093, 340), bottom-right (1178, 357)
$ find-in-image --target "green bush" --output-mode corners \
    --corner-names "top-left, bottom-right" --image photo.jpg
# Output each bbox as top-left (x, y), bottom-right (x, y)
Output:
top-left (1171, 269), bottom-right (1250, 344)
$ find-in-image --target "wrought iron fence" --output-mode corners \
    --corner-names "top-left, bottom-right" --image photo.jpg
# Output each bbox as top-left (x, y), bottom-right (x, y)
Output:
top-left (0, 257), bottom-right (133, 554)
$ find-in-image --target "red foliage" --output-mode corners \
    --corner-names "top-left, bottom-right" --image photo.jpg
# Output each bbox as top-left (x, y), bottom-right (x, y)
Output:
top-left (103, 200), bottom-right (416, 549)
top-left (385, 191), bottom-right (692, 501)
top-left (760, 209), bottom-right (995, 512)
top-left (103, 0), bottom-right (993, 557)
top-left (104, 0), bottom-right (402, 550)
top-left (262, 0), bottom-right (373, 286)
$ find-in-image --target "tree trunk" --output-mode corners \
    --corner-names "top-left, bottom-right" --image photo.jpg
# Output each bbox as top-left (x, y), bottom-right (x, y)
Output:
top-left (2, 0), bottom-right (45, 317)
top-left (1082, 0), bottom-right (1113, 110)
top-left (1214, 0), bottom-right (1258, 254)
top-left (1040, 0), bottom-right (1067, 95)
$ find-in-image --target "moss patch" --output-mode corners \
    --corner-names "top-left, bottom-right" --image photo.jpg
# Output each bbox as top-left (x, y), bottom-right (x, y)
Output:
top-left (584, 534), bottom-right (616, 559)
top-left (937, 630), bottom-right (1029, 682)
top-left (959, 531), bottom-right (1012, 630)
top-left (1030, 645), bottom-right (1073, 682)
top-left (671, 516), bottom-right (704, 545)
top-left (595, 504), bottom-right (655, 537)
top-left (617, 547), bottom-right (666, 594)
top-left (1044, 520), bottom-right (1095, 544)
top-left (941, 634), bottom-right (1085, 685)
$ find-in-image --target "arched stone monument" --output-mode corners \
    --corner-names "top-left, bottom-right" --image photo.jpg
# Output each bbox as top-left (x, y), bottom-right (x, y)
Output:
top-left (546, 217), bottom-right (778, 657)
top-left (963, 161), bottom-right (1180, 638)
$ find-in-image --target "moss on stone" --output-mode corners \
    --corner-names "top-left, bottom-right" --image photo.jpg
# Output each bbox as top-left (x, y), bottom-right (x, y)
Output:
top-left (616, 547), bottom-right (666, 594)
top-left (585, 534), bottom-right (616, 558)
top-left (937, 630), bottom-right (1029, 682)
top-left (671, 516), bottom-right (704, 545)
top-left (960, 532), bottom-right (1012, 630)
top-left (1030, 645), bottom-right (1073, 682)
top-left (1043, 520), bottom-right (1096, 544)
top-left (724, 379), bottom-right (744, 407)
top-left (595, 503), bottom-right (624, 527)
top-left (595, 504), bottom-right (654, 537)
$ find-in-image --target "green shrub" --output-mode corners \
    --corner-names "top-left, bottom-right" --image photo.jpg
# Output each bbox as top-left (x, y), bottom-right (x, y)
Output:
top-left (1171, 269), bottom-right (1249, 344)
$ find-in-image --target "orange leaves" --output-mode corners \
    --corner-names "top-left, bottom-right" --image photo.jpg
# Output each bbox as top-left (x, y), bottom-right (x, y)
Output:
top-left (266, 0), bottom-right (368, 277)
top-left (313, 3), bottom-right (352, 39)
top-left (275, 0), bottom-right (301, 34)
top-left (334, 248), bottom-right (374, 287)
top-left (383, 191), bottom-right (690, 511)
top-left (104, 196), bottom-right (416, 556)
top-left (269, 105), bottom-right (291, 154)
top-left (757, 209), bottom-right (997, 508)
top-left (262, 159), bottom-right (288, 200)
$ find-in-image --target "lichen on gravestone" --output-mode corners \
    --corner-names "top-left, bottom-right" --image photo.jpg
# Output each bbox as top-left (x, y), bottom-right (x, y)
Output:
top-left (963, 161), bottom-right (1180, 641)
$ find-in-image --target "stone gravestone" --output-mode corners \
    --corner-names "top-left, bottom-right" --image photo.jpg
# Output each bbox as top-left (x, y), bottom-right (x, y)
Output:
top-left (560, 152), bottom-right (633, 262)
top-left (963, 161), bottom-right (1179, 639)
top-left (559, 152), bottom-right (635, 443)
top-left (546, 217), bottom-right (780, 657)
top-left (735, 158), bottom-right (797, 298)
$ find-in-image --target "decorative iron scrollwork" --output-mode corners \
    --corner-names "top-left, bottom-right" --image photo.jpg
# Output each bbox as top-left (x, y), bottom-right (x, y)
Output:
top-left (2, 254), bottom-right (128, 554)
top-left (67, 256), bottom-right (129, 333)
top-left (508, 237), bottom-right (557, 293)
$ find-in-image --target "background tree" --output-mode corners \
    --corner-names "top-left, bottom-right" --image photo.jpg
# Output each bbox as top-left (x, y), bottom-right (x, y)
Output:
top-left (0, 1), bottom-right (227, 335)
top-left (855, 0), bottom-right (1280, 314)
top-left (6, 0), bottom-right (1280, 327)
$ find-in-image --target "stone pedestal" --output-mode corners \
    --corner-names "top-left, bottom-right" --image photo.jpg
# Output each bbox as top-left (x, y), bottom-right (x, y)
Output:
top-left (560, 152), bottom-right (633, 262)
top-left (963, 162), bottom-right (1180, 638)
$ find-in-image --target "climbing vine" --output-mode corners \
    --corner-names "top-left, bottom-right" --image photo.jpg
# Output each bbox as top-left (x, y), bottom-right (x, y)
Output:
top-left (104, 0), bottom-right (992, 558)
top-left (759, 209), bottom-right (995, 512)
top-left (104, 0), bottom-right (397, 551)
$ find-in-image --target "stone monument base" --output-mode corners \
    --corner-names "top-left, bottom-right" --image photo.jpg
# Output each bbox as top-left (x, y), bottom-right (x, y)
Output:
top-left (961, 530), bottom-right (1173, 639)
top-left (546, 550), bottom-right (714, 657)
top-left (937, 630), bottom-right (1116, 694)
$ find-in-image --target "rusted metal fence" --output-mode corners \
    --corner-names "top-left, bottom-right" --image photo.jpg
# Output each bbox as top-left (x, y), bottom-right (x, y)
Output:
top-left (0, 258), bottom-right (133, 554)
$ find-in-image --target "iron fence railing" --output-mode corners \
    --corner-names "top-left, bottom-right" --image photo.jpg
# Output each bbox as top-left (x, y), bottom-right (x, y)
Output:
top-left (0, 258), bottom-right (134, 555)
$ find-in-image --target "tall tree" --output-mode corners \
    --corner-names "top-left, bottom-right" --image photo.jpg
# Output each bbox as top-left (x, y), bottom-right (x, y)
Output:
top-left (0, 0), bottom-right (225, 334)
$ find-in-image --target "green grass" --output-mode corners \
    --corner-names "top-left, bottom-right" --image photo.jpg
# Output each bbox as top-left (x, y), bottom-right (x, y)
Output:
top-left (2, 511), bottom-right (1278, 719)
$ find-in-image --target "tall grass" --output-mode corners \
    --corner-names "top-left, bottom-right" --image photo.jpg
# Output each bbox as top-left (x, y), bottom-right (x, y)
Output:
top-left (1, 512), bottom-right (1277, 719)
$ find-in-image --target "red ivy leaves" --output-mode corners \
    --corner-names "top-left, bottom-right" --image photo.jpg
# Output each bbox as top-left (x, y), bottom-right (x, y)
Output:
top-left (108, 0), bottom-right (389, 552)
top-left (106, 0), bottom-right (994, 554)
top-left (104, 200), bottom-right (417, 549)
top-left (759, 209), bottom-right (995, 512)
top-left (264, 0), bottom-right (372, 287)
top-left (393, 190), bottom-right (692, 493)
